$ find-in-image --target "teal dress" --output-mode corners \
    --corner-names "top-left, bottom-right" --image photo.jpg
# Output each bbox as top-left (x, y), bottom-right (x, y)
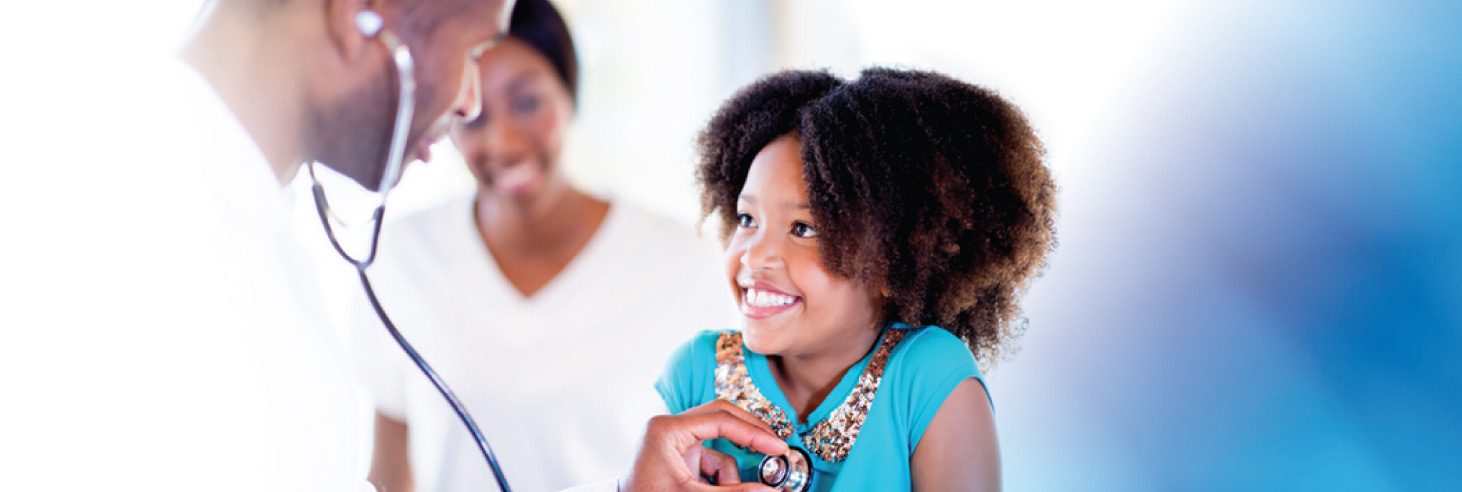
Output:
top-left (655, 324), bottom-right (985, 491)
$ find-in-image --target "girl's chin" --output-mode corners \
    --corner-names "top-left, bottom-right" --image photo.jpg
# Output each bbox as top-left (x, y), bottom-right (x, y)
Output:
top-left (741, 324), bottom-right (787, 355)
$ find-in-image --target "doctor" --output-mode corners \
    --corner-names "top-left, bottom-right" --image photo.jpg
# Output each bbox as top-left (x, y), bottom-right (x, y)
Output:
top-left (174, 0), bottom-right (786, 490)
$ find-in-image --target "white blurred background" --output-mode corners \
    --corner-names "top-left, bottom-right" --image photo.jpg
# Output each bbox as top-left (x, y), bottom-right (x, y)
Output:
top-left (7, 0), bottom-right (1458, 490)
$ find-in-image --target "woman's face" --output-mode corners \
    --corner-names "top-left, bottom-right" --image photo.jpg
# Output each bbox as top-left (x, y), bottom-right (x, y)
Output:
top-left (725, 134), bottom-right (883, 359)
top-left (450, 38), bottom-right (573, 202)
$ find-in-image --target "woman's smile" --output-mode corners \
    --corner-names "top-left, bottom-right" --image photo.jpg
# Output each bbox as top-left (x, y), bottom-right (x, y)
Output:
top-left (486, 159), bottom-right (544, 196)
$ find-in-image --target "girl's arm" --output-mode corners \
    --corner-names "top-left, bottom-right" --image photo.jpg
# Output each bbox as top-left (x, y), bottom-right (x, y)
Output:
top-left (368, 412), bottom-right (415, 492)
top-left (910, 379), bottom-right (1001, 492)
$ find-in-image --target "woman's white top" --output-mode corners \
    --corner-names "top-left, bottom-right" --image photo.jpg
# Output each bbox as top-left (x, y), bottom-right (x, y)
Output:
top-left (346, 195), bottom-right (736, 492)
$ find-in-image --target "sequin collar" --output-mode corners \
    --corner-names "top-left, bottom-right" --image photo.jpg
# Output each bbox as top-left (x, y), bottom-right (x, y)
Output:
top-left (714, 328), bottom-right (905, 462)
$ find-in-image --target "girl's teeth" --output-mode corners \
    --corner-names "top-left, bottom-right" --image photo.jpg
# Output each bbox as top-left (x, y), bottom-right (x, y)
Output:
top-left (746, 288), bottom-right (796, 307)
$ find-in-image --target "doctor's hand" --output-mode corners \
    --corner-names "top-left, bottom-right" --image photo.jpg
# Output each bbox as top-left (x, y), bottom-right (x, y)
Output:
top-left (621, 400), bottom-right (788, 492)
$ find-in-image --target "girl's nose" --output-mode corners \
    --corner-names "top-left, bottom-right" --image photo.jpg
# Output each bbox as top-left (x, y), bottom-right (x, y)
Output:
top-left (740, 230), bottom-right (783, 272)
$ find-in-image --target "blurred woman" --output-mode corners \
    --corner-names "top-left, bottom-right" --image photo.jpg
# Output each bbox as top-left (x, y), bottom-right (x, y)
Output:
top-left (347, 1), bottom-right (734, 490)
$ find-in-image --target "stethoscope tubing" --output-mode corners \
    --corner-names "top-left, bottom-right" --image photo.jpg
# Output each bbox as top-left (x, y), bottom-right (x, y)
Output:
top-left (354, 264), bottom-right (513, 492)
top-left (310, 21), bottom-right (514, 492)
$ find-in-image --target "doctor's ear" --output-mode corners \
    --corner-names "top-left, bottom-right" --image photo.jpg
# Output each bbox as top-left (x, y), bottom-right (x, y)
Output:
top-left (325, 0), bottom-right (383, 59)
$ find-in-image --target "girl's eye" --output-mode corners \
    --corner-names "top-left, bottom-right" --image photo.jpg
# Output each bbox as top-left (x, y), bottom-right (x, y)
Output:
top-left (736, 213), bottom-right (757, 229)
top-left (791, 221), bottom-right (818, 238)
top-left (512, 95), bottom-right (541, 115)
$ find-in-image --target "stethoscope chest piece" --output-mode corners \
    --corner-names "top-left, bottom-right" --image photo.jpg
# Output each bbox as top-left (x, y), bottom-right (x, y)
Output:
top-left (759, 446), bottom-right (813, 492)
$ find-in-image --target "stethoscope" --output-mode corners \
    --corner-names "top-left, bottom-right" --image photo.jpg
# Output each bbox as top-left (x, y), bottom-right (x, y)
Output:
top-left (308, 10), bottom-right (514, 492)
top-left (312, 10), bottom-right (815, 492)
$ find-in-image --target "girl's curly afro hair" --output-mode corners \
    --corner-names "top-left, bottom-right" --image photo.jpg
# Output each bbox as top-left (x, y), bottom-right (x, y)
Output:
top-left (697, 68), bottom-right (1057, 367)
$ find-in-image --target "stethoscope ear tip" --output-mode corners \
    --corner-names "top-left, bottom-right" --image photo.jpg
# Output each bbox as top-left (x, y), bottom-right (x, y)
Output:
top-left (356, 10), bottom-right (384, 38)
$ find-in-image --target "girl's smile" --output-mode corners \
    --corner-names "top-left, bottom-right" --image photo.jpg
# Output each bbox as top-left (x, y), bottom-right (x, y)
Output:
top-left (737, 278), bottom-right (803, 319)
top-left (725, 133), bottom-right (883, 360)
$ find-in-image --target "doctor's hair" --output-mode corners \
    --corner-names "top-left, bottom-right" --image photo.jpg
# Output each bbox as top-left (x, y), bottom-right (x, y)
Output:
top-left (696, 68), bottom-right (1057, 368)
top-left (507, 0), bottom-right (579, 106)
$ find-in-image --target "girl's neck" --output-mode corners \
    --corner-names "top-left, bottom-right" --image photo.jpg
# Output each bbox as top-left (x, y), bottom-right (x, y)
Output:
top-left (768, 323), bottom-right (883, 423)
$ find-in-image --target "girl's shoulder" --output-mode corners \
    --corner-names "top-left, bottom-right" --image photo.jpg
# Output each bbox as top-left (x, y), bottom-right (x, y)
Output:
top-left (882, 324), bottom-right (987, 448)
top-left (886, 324), bottom-right (983, 382)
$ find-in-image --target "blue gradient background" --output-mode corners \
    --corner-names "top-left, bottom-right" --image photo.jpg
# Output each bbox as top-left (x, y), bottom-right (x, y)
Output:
top-left (994, 1), bottom-right (1462, 490)
top-left (11, 1), bottom-right (1454, 489)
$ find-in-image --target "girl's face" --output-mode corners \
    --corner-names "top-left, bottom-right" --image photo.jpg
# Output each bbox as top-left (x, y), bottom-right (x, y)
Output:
top-left (726, 134), bottom-right (883, 358)
top-left (450, 38), bottom-right (573, 203)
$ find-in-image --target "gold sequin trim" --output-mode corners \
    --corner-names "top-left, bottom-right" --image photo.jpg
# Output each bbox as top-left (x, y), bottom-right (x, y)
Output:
top-left (714, 329), bottom-right (906, 462)
top-left (715, 333), bottom-right (796, 439)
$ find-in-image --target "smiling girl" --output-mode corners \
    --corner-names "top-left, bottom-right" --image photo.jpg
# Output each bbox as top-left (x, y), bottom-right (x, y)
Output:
top-left (656, 68), bottom-right (1057, 491)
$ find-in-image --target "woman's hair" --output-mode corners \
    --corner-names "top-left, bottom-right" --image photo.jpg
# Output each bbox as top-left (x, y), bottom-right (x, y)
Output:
top-left (507, 0), bottom-right (578, 104)
top-left (697, 68), bottom-right (1057, 367)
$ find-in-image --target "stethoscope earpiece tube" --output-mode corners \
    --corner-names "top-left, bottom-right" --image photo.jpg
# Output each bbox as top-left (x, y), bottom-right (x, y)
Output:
top-left (311, 13), bottom-right (514, 492)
